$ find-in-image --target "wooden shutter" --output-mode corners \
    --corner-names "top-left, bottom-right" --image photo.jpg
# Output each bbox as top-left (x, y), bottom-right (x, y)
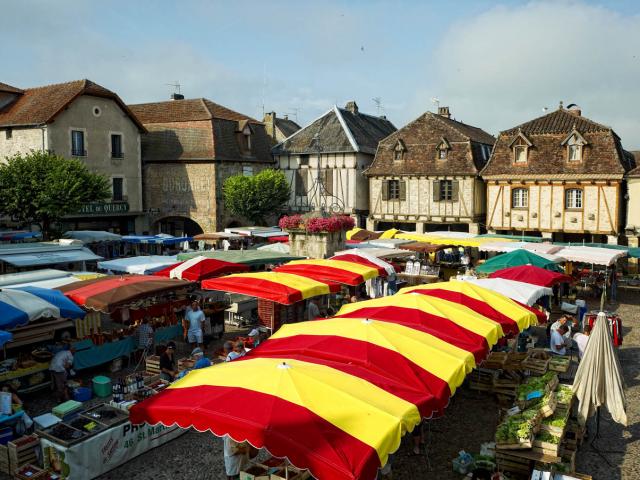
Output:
top-left (433, 180), bottom-right (440, 202)
top-left (322, 169), bottom-right (334, 195)
top-left (399, 181), bottom-right (407, 201)
top-left (381, 180), bottom-right (389, 200)
top-left (452, 181), bottom-right (459, 201)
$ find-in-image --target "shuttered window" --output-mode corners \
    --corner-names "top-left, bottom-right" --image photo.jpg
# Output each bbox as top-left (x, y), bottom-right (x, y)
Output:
top-left (433, 180), bottom-right (458, 202)
top-left (320, 169), bottom-right (333, 195)
top-left (295, 170), bottom-right (308, 196)
top-left (383, 180), bottom-right (406, 201)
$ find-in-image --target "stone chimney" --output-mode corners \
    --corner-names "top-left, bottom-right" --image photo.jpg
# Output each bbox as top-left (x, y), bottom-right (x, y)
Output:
top-left (567, 104), bottom-right (582, 117)
top-left (171, 93), bottom-right (184, 100)
top-left (438, 106), bottom-right (451, 118)
top-left (263, 111), bottom-right (277, 141)
top-left (344, 101), bottom-right (359, 114)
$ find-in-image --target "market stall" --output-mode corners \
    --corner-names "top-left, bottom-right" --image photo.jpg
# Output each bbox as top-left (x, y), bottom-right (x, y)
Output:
top-left (130, 277), bottom-right (534, 480)
top-left (177, 249), bottom-right (304, 267)
top-left (462, 277), bottom-right (552, 306)
top-left (56, 276), bottom-right (195, 370)
top-left (489, 265), bottom-right (573, 287)
top-left (63, 231), bottom-right (123, 260)
top-left (97, 255), bottom-right (179, 275)
top-left (151, 255), bottom-right (248, 281)
top-left (479, 241), bottom-right (562, 255)
top-left (0, 243), bottom-right (103, 273)
top-left (476, 249), bottom-right (565, 274)
top-left (274, 259), bottom-right (380, 286)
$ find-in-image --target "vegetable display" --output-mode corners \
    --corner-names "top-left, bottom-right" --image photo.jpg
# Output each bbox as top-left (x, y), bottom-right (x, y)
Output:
top-left (556, 384), bottom-right (574, 404)
top-left (496, 411), bottom-right (538, 444)
top-left (516, 371), bottom-right (557, 401)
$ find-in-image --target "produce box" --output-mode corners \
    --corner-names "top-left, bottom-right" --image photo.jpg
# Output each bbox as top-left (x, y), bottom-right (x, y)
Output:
top-left (469, 369), bottom-right (498, 392)
top-left (81, 404), bottom-right (128, 427)
top-left (240, 465), bottom-right (270, 480)
top-left (145, 355), bottom-right (161, 374)
top-left (532, 431), bottom-right (562, 456)
top-left (482, 352), bottom-right (507, 369)
top-left (6, 435), bottom-right (39, 474)
top-left (270, 468), bottom-right (310, 480)
top-left (524, 350), bottom-right (551, 375)
top-left (52, 400), bottom-right (83, 420)
top-left (495, 409), bottom-right (539, 450)
top-left (516, 372), bottom-right (558, 409)
top-left (503, 352), bottom-right (528, 371)
top-left (548, 356), bottom-right (571, 373)
top-left (541, 409), bottom-right (569, 436)
top-left (15, 464), bottom-right (47, 480)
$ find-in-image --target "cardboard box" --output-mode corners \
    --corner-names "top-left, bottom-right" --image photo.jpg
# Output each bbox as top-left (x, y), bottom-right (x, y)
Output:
top-left (240, 465), bottom-right (271, 480)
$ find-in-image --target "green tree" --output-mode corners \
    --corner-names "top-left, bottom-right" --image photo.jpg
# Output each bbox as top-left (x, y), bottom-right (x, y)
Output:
top-left (223, 168), bottom-right (290, 225)
top-left (0, 151), bottom-right (111, 239)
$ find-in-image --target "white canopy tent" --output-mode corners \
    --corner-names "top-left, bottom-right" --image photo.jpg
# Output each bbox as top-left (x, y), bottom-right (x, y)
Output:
top-left (335, 247), bottom-right (414, 259)
top-left (63, 231), bottom-right (122, 243)
top-left (479, 241), bottom-right (563, 255)
top-left (462, 277), bottom-right (552, 306)
top-left (553, 246), bottom-right (627, 266)
top-left (98, 255), bottom-right (178, 275)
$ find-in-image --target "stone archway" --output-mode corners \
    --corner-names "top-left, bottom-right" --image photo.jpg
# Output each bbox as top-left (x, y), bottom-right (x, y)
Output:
top-left (154, 216), bottom-right (204, 237)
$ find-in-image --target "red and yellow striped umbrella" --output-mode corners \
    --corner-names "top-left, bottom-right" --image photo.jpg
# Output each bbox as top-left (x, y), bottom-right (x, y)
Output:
top-left (201, 271), bottom-right (340, 305)
top-left (131, 280), bottom-right (529, 480)
top-left (398, 280), bottom-right (537, 334)
top-left (275, 259), bottom-right (379, 286)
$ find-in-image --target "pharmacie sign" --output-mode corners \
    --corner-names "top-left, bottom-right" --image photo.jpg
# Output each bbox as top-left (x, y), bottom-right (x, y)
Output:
top-left (79, 202), bottom-right (130, 215)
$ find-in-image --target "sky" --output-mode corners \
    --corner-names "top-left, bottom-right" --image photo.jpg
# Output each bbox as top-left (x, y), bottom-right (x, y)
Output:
top-left (3, 0), bottom-right (640, 148)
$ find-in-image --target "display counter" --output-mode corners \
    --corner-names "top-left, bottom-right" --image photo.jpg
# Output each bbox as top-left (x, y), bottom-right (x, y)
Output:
top-left (41, 418), bottom-right (184, 479)
top-left (0, 361), bottom-right (50, 394)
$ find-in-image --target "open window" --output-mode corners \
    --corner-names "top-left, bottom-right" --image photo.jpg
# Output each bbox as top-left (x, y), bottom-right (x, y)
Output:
top-left (436, 137), bottom-right (451, 160)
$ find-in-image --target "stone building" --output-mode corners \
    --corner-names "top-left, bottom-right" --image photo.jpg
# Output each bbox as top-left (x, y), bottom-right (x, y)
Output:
top-left (482, 104), bottom-right (636, 244)
top-left (129, 96), bottom-right (273, 235)
top-left (272, 101), bottom-right (396, 226)
top-left (263, 112), bottom-right (301, 144)
top-left (0, 80), bottom-right (146, 233)
top-left (366, 107), bottom-right (494, 234)
top-left (625, 152), bottom-right (640, 254)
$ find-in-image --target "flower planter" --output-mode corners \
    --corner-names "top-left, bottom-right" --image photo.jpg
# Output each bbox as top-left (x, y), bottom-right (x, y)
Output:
top-left (288, 229), bottom-right (346, 259)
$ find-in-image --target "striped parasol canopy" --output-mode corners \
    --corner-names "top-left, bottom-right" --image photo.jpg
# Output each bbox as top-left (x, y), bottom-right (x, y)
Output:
top-left (130, 280), bottom-right (536, 480)
top-left (201, 272), bottom-right (340, 305)
top-left (275, 259), bottom-right (380, 286)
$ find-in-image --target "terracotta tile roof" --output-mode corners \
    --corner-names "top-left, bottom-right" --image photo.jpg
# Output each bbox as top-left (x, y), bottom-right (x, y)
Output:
top-left (0, 79), bottom-right (145, 131)
top-left (133, 99), bottom-right (272, 163)
top-left (628, 151), bottom-right (640, 177)
top-left (129, 98), bottom-right (260, 124)
top-left (273, 104), bottom-right (396, 155)
top-left (0, 82), bottom-right (23, 94)
top-left (482, 107), bottom-right (630, 177)
top-left (366, 111), bottom-right (494, 176)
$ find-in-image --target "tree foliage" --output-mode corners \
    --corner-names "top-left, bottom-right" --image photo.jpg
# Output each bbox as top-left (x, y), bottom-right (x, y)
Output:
top-left (0, 151), bottom-right (111, 238)
top-left (223, 168), bottom-right (290, 225)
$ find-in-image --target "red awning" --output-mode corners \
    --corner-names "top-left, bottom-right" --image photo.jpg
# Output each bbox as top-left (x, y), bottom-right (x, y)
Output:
top-left (267, 235), bottom-right (290, 243)
top-left (153, 257), bottom-right (249, 281)
top-left (489, 265), bottom-right (573, 287)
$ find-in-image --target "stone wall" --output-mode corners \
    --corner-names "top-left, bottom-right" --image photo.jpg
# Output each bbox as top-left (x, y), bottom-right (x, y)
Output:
top-left (0, 127), bottom-right (46, 160)
top-left (288, 229), bottom-right (346, 259)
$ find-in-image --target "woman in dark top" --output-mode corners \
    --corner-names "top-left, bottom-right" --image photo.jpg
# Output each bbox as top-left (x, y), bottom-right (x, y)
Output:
top-left (160, 342), bottom-right (178, 382)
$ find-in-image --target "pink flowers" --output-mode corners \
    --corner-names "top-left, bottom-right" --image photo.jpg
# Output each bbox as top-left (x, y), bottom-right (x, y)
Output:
top-left (279, 214), bottom-right (354, 233)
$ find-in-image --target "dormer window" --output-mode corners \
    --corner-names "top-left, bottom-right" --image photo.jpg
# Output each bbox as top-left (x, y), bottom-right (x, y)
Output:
top-left (243, 125), bottom-right (252, 151)
top-left (509, 131), bottom-right (532, 164)
top-left (561, 128), bottom-right (587, 163)
top-left (393, 139), bottom-right (406, 161)
top-left (436, 137), bottom-right (451, 160)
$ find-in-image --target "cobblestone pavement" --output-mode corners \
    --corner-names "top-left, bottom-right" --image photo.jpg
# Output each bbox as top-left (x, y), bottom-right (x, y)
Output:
top-left (2, 293), bottom-right (638, 480)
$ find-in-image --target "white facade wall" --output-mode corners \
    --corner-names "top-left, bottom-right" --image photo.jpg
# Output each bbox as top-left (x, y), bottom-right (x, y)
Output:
top-left (486, 181), bottom-right (620, 235)
top-left (0, 127), bottom-right (47, 160)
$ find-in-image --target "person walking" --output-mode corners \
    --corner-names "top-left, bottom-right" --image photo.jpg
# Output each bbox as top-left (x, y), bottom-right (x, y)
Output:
top-left (185, 301), bottom-right (205, 349)
top-left (223, 435), bottom-right (249, 479)
top-left (49, 344), bottom-right (75, 402)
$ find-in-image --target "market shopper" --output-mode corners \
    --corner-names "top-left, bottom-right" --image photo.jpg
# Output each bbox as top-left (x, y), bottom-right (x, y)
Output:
top-left (185, 301), bottom-right (205, 349)
top-left (192, 347), bottom-right (212, 369)
top-left (226, 341), bottom-right (246, 362)
top-left (1, 385), bottom-right (33, 434)
top-left (550, 325), bottom-right (569, 355)
top-left (137, 316), bottom-right (154, 351)
top-left (223, 434), bottom-right (250, 479)
top-left (160, 342), bottom-right (178, 382)
top-left (49, 344), bottom-right (75, 401)
top-left (573, 325), bottom-right (592, 359)
top-left (307, 298), bottom-right (322, 320)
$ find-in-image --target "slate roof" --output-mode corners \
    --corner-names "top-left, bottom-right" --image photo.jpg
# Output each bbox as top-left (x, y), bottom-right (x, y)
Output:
top-left (130, 98), bottom-right (272, 163)
top-left (0, 82), bottom-right (23, 94)
top-left (129, 98), bottom-right (259, 124)
top-left (628, 152), bottom-right (640, 177)
top-left (273, 103), bottom-right (396, 155)
top-left (366, 111), bottom-right (494, 176)
top-left (0, 79), bottom-right (145, 131)
top-left (275, 117), bottom-right (301, 138)
top-left (482, 107), bottom-right (632, 177)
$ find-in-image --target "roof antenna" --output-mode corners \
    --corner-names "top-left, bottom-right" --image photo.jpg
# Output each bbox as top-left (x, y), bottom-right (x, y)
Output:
top-left (431, 97), bottom-right (440, 112)
top-left (372, 97), bottom-right (383, 116)
top-left (166, 81), bottom-right (183, 100)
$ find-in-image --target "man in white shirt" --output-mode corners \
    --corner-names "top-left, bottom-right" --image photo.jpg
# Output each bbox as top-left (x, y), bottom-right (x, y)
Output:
top-left (573, 325), bottom-right (592, 359)
top-left (550, 315), bottom-right (577, 340)
top-left (226, 341), bottom-right (246, 362)
top-left (185, 301), bottom-right (205, 349)
top-left (49, 346), bottom-right (75, 401)
top-left (223, 435), bottom-right (249, 479)
top-left (550, 325), bottom-right (569, 355)
top-left (307, 298), bottom-right (321, 320)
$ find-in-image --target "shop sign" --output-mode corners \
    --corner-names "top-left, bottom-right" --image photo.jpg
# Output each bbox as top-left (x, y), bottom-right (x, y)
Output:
top-left (79, 202), bottom-right (130, 215)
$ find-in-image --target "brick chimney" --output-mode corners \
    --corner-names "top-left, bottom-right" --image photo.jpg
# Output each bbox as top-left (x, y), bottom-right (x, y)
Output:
top-left (344, 101), bottom-right (359, 114)
top-left (567, 104), bottom-right (582, 117)
top-left (438, 106), bottom-right (451, 118)
top-left (263, 111), bottom-right (277, 141)
top-left (171, 93), bottom-right (184, 100)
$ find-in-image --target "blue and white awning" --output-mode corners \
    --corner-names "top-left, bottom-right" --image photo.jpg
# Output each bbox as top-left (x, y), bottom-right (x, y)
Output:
top-left (0, 287), bottom-right (86, 330)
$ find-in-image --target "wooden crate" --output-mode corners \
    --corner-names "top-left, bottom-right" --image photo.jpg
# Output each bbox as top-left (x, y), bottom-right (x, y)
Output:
top-left (14, 464), bottom-right (47, 480)
top-left (496, 433), bottom-right (534, 450)
top-left (145, 355), bottom-right (161, 374)
top-left (503, 352), bottom-right (528, 371)
top-left (532, 439), bottom-right (561, 456)
top-left (0, 443), bottom-right (8, 474)
top-left (7, 435), bottom-right (39, 467)
top-left (469, 368), bottom-right (498, 392)
top-left (482, 351), bottom-right (507, 369)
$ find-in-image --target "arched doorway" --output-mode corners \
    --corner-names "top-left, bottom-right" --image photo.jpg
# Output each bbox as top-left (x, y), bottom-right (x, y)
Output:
top-left (226, 220), bottom-right (242, 229)
top-left (154, 216), bottom-right (204, 237)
